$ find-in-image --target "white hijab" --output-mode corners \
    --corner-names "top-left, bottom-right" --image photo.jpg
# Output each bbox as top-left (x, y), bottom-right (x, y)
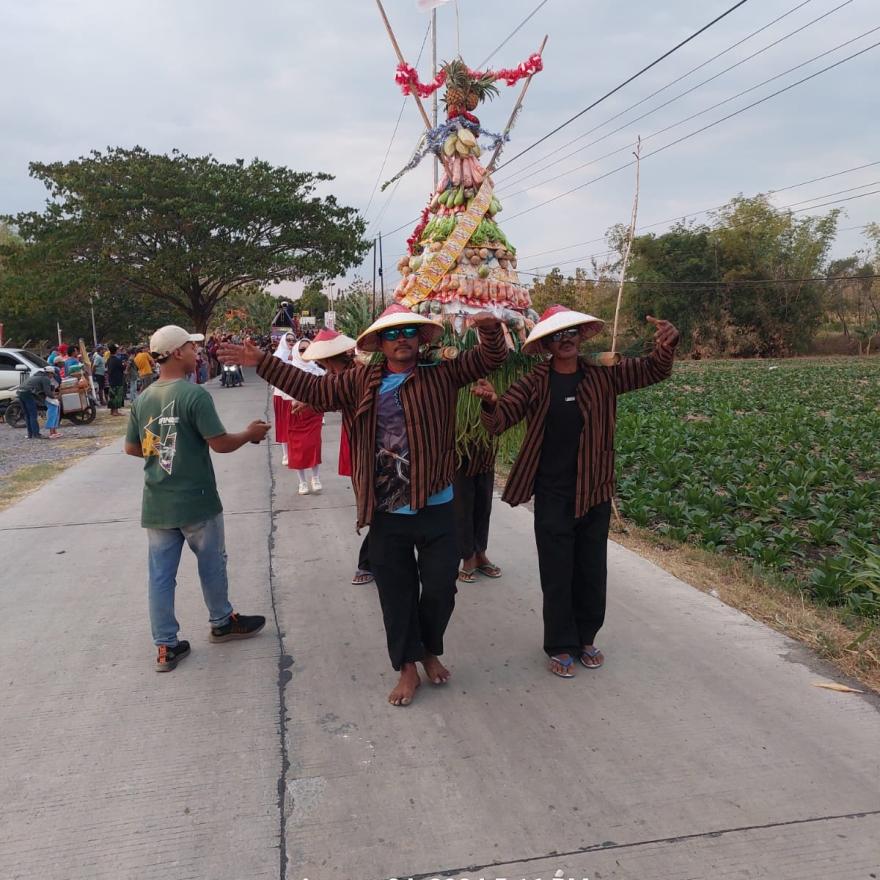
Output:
top-left (272, 333), bottom-right (298, 399)
top-left (291, 339), bottom-right (325, 377)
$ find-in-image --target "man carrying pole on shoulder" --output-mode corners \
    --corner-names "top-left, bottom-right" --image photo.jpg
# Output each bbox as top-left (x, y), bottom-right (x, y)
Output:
top-left (473, 306), bottom-right (679, 680)
top-left (218, 305), bottom-right (508, 707)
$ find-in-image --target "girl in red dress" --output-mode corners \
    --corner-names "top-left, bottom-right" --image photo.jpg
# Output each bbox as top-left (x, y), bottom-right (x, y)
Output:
top-left (287, 338), bottom-right (325, 495)
top-left (271, 332), bottom-right (296, 466)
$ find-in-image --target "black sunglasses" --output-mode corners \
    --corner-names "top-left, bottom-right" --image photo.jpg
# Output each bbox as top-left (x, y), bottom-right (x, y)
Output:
top-left (379, 326), bottom-right (420, 342)
top-left (549, 328), bottom-right (581, 342)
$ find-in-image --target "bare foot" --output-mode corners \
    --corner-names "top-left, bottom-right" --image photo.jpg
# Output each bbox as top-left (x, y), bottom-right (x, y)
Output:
top-left (388, 663), bottom-right (421, 706)
top-left (421, 654), bottom-right (451, 685)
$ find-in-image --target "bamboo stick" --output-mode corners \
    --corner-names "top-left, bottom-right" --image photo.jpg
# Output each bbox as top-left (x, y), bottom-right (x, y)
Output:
top-left (611, 136), bottom-right (641, 354)
top-left (375, 0), bottom-right (434, 132)
top-left (486, 36), bottom-right (548, 174)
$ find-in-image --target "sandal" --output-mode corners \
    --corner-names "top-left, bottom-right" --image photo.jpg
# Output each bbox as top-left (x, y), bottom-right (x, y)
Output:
top-left (458, 568), bottom-right (477, 584)
top-left (580, 646), bottom-right (604, 669)
top-left (351, 570), bottom-right (374, 585)
top-left (549, 655), bottom-right (576, 679)
top-left (476, 562), bottom-right (502, 578)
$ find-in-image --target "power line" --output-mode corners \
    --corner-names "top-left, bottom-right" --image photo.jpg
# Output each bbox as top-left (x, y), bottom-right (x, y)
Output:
top-left (516, 161), bottom-right (880, 261)
top-left (363, 22), bottom-right (432, 235)
top-left (476, 0), bottom-right (551, 69)
top-left (521, 187), bottom-right (880, 274)
top-left (497, 0), bottom-right (753, 171)
top-left (497, 0), bottom-right (851, 192)
top-left (494, 0), bottom-right (817, 185)
top-left (501, 24), bottom-right (880, 201)
top-left (525, 272), bottom-right (880, 285)
top-left (505, 35), bottom-right (880, 223)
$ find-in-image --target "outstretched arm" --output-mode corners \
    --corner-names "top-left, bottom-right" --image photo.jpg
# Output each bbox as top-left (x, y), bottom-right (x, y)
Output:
top-left (474, 374), bottom-right (533, 435)
top-left (446, 313), bottom-right (509, 387)
top-left (217, 340), bottom-right (353, 411)
top-left (613, 316), bottom-right (679, 394)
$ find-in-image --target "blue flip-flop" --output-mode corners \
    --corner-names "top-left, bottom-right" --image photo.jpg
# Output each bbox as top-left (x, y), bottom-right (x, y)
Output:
top-left (580, 646), bottom-right (604, 669)
top-left (549, 655), bottom-right (576, 678)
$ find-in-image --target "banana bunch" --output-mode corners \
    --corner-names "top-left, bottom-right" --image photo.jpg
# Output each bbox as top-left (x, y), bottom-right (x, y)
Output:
top-left (442, 126), bottom-right (481, 159)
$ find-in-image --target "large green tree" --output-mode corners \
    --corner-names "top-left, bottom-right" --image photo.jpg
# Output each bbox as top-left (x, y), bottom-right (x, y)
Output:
top-left (2, 147), bottom-right (370, 334)
top-left (297, 281), bottom-right (329, 320)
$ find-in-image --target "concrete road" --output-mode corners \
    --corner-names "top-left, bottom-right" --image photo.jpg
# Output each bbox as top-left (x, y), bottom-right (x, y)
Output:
top-left (1, 375), bottom-right (878, 880)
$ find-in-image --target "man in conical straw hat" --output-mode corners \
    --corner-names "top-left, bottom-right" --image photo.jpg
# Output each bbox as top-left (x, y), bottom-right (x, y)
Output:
top-left (472, 305), bottom-right (679, 680)
top-left (218, 305), bottom-right (508, 706)
top-left (302, 327), bottom-right (373, 586)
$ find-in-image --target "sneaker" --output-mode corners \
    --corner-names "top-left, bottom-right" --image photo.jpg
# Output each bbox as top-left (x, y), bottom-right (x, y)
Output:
top-left (210, 612), bottom-right (266, 643)
top-left (310, 476), bottom-right (322, 494)
top-left (281, 455), bottom-right (288, 466)
top-left (156, 640), bottom-right (191, 672)
top-left (298, 480), bottom-right (309, 495)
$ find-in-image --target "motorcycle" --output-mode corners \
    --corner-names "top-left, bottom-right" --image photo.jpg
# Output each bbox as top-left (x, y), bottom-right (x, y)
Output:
top-left (220, 363), bottom-right (243, 388)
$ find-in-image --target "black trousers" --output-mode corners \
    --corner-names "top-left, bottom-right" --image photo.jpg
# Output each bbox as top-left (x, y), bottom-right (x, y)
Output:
top-left (533, 493), bottom-right (612, 657)
top-left (357, 534), bottom-right (370, 572)
top-left (369, 502), bottom-right (458, 670)
top-left (453, 466), bottom-right (494, 559)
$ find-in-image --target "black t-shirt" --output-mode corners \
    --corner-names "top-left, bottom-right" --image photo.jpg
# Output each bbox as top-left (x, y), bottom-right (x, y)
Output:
top-left (535, 369), bottom-right (584, 499)
top-left (107, 354), bottom-right (125, 385)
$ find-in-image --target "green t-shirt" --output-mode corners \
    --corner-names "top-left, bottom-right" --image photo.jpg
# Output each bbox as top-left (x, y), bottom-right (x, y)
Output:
top-left (126, 380), bottom-right (226, 529)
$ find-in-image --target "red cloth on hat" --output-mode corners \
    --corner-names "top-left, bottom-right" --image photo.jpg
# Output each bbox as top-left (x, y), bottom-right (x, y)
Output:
top-left (312, 328), bottom-right (340, 343)
top-left (538, 304), bottom-right (571, 321)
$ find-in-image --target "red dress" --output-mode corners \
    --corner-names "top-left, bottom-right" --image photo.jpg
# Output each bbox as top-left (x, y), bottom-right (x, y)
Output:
top-left (273, 394), bottom-right (292, 443)
top-left (286, 405), bottom-right (323, 469)
top-left (338, 425), bottom-right (352, 477)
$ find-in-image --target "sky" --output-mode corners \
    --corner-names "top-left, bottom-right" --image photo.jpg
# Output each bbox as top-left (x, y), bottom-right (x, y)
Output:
top-left (2, 0), bottom-right (879, 302)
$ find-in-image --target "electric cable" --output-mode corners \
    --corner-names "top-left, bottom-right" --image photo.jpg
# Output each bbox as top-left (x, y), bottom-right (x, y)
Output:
top-left (497, 0), bottom-right (753, 170)
top-left (476, 0), bottom-right (551, 69)
top-left (494, 0), bottom-right (818, 184)
top-left (497, 0), bottom-right (852, 192)
top-left (504, 36), bottom-right (880, 223)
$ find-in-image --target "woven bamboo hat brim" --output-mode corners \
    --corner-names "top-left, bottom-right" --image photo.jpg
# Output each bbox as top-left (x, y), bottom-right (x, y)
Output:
top-left (300, 329), bottom-right (357, 361)
top-left (521, 305), bottom-right (605, 356)
top-left (356, 304), bottom-right (443, 353)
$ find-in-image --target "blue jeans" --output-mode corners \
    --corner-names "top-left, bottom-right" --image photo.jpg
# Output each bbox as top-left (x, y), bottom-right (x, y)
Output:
top-left (45, 400), bottom-right (61, 430)
top-left (18, 391), bottom-right (41, 437)
top-left (147, 513), bottom-right (234, 646)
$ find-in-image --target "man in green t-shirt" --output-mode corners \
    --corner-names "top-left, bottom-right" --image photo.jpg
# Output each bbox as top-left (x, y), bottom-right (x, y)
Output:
top-left (125, 325), bottom-right (272, 672)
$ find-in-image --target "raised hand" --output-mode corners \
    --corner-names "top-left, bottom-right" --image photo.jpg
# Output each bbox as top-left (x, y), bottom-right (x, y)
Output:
top-left (646, 315), bottom-right (680, 348)
top-left (471, 377), bottom-right (498, 406)
top-left (217, 338), bottom-right (264, 367)
top-left (470, 311), bottom-right (503, 329)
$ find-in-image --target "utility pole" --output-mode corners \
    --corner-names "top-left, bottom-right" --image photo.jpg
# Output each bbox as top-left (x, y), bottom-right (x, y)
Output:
top-left (432, 8), bottom-right (438, 191)
top-left (372, 238), bottom-right (378, 319)
top-left (90, 294), bottom-right (98, 348)
top-left (378, 233), bottom-right (386, 310)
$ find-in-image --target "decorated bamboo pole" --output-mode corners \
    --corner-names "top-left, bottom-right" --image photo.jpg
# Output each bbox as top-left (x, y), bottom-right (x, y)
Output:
top-left (486, 35), bottom-right (548, 174)
top-left (375, 0), bottom-right (434, 131)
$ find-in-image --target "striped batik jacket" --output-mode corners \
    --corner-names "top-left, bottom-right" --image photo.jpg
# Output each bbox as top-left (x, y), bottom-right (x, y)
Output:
top-left (257, 324), bottom-right (508, 529)
top-left (481, 343), bottom-right (676, 518)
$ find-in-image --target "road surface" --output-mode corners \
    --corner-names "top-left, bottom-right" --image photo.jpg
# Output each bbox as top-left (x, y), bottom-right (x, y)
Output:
top-left (1, 372), bottom-right (877, 880)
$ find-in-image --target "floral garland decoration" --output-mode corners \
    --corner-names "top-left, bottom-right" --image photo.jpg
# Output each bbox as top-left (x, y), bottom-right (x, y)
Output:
top-left (394, 53), bottom-right (543, 98)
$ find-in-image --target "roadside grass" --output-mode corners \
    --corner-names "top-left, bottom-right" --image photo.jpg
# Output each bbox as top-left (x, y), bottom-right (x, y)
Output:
top-left (611, 523), bottom-right (880, 694)
top-left (0, 412), bottom-right (128, 512)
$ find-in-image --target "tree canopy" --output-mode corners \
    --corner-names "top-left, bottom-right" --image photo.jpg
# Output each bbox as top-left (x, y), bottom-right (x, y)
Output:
top-left (1, 147), bottom-right (370, 335)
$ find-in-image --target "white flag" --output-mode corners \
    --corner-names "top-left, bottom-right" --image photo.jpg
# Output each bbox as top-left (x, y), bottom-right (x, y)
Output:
top-left (417, 0), bottom-right (453, 11)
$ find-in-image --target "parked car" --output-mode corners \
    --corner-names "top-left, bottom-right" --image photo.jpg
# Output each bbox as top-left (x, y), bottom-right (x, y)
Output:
top-left (0, 348), bottom-right (49, 390)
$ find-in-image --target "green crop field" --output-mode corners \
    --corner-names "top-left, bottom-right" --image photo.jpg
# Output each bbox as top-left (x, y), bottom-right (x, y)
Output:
top-left (613, 358), bottom-right (880, 618)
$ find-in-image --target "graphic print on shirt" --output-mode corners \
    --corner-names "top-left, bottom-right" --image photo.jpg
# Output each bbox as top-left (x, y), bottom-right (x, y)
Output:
top-left (375, 382), bottom-right (411, 513)
top-left (141, 401), bottom-right (180, 475)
